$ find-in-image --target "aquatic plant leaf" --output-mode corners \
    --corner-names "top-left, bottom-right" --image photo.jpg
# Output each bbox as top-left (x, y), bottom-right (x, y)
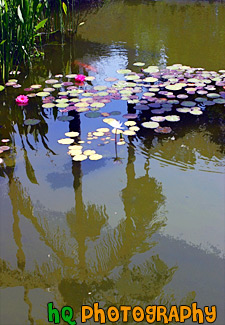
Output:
top-left (151, 116), bottom-right (166, 122)
top-left (73, 154), bottom-right (87, 161)
top-left (65, 132), bottom-right (79, 137)
top-left (0, 146), bottom-right (10, 151)
top-left (142, 121), bottom-right (159, 129)
top-left (24, 119), bottom-right (40, 126)
top-left (124, 121), bottom-right (136, 126)
top-left (83, 150), bottom-right (96, 156)
top-left (133, 62), bottom-right (145, 66)
top-left (96, 128), bottom-right (110, 132)
top-left (176, 108), bottom-right (191, 113)
top-left (123, 130), bottom-right (136, 136)
top-left (36, 91), bottom-right (50, 97)
top-left (89, 154), bottom-right (103, 160)
top-left (155, 126), bottom-right (172, 134)
top-left (181, 101), bottom-right (196, 107)
top-left (94, 86), bottom-right (107, 91)
top-left (85, 112), bottom-right (101, 118)
top-left (104, 77), bottom-right (118, 82)
top-left (0, 85), bottom-right (4, 91)
top-left (122, 114), bottom-right (138, 119)
top-left (117, 69), bottom-right (132, 74)
top-left (189, 110), bottom-right (203, 115)
top-left (214, 98), bottom-right (225, 104)
top-left (35, 18), bottom-right (48, 31)
top-left (135, 105), bottom-right (149, 111)
top-left (165, 115), bottom-right (180, 122)
top-left (58, 138), bottom-right (74, 144)
top-left (109, 111), bottom-right (121, 116)
top-left (57, 116), bottom-right (74, 121)
top-left (42, 103), bottom-right (55, 108)
top-left (91, 102), bottom-right (105, 108)
top-left (129, 126), bottom-right (140, 131)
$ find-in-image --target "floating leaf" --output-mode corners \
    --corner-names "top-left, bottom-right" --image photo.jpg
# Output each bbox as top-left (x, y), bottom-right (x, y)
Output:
top-left (65, 131), bottom-right (79, 137)
top-left (36, 91), bottom-right (50, 97)
top-left (142, 121), bottom-right (159, 129)
top-left (151, 116), bottom-right (166, 122)
top-left (176, 107), bottom-right (191, 113)
top-left (133, 62), bottom-right (145, 67)
top-left (73, 154), bottom-right (87, 161)
top-left (189, 110), bottom-right (203, 115)
top-left (214, 98), bottom-right (225, 104)
top-left (89, 154), bottom-right (103, 160)
top-left (129, 126), bottom-right (140, 131)
top-left (91, 102), bottom-right (105, 108)
top-left (30, 84), bottom-right (42, 89)
top-left (165, 115), bottom-right (180, 122)
top-left (104, 77), bottom-right (118, 82)
top-left (96, 128), bottom-right (110, 132)
top-left (56, 103), bottom-right (69, 108)
top-left (122, 114), bottom-right (138, 119)
top-left (94, 85), bottom-right (107, 91)
top-left (155, 126), bottom-right (172, 134)
top-left (0, 146), bottom-right (10, 151)
top-left (117, 69), bottom-right (132, 74)
top-left (58, 138), bottom-right (74, 144)
top-left (109, 111), bottom-right (121, 116)
top-left (0, 85), bottom-right (5, 92)
top-left (42, 103), bottom-right (55, 108)
top-left (135, 105), bottom-right (149, 111)
top-left (85, 112), bottom-right (101, 118)
top-left (123, 130), bottom-right (136, 136)
top-left (83, 150), bottom-right (96, 156)
top-left (57, 116), bottom-right (74, 121)
top-left (24, 119), bottom-right (41, 126)
top-left (181, 101), bottom-right (196, 107)
top-left (124, 121), bottom-right (136, 126)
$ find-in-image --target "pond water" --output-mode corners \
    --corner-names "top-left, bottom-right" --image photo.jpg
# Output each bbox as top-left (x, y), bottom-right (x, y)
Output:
top-left (0, 0), bottom-right (225, 324)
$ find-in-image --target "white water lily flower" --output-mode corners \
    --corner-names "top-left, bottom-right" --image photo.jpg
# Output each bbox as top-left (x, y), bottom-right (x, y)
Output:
top-left (108, 120), bottom-right (124, 129)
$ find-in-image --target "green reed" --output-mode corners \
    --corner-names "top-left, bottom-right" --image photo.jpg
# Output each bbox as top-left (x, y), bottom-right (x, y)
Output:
top-left (0, 0), bottom-right (50, 82)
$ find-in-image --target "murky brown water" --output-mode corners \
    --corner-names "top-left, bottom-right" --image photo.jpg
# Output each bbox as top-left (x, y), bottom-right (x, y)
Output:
top-left (0, 0), bottom-right (225, 324)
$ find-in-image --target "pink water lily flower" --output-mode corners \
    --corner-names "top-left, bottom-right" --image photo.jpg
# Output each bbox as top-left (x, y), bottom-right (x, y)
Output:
top-left (75, 74), bottom-right (86, 83)
top-left (16, 95), bottom-right (29, 105)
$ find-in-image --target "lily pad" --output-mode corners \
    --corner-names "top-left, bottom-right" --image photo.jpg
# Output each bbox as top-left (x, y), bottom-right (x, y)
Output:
top-left (165, 115), bottom-right (180, 122)
top-left (124, 121), bottom-right (136, 126)
top-left (42, 103), bottom-right (55, 108)
top-left (24, 119), bottom-right (41, 126)
top-left (109, 111), bottom-right (121, 116)
top-left (123, 130), bottom-right (136, 136)
top-left (151, 116), bottom-right (166, 122)
top-left (65, 131), bottom-right (79, 137)
top-left (45, 79), bottom-right (58, 84)
top-left (58, 138), bottom-right (74, 145)
top-left (89, 154), bottom-right (103, 161)
top-left (36, 91), bottom-right (50, 97)
top-left (189, 110), bottom-right (203, 115)
top-left (117, 69), bottom-right (132, 74)
top-left (122, 114), bottom-right (138, 119)
top-left (155, 126), bottom-right (172, 134)
top-left (73, 154), bottom-right (87, 161)
top-left (181, 101), bottom-right (196, 107)
top-left (214, 98), bottom-right (225, 104)
top-left (57, 116), bottom-right (74, 121)
top-left (135, 105), bottom-right (149, 111)
top-left (176, 107), bottom-right (191, 113)
top-left (85, 112), bottom-right (101, 118)
top-left (133, 62), bottom-right (145, 66)
top-left (0, 85), bottom-right (5, 91)
top-left (94, 85), bottom-right (107, 91)
top-left (142, 121), bottom-right (159, 129)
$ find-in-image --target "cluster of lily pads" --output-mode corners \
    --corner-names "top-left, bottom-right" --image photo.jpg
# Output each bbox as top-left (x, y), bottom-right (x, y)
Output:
top-left (1, 63), bottom-right (225, 162)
